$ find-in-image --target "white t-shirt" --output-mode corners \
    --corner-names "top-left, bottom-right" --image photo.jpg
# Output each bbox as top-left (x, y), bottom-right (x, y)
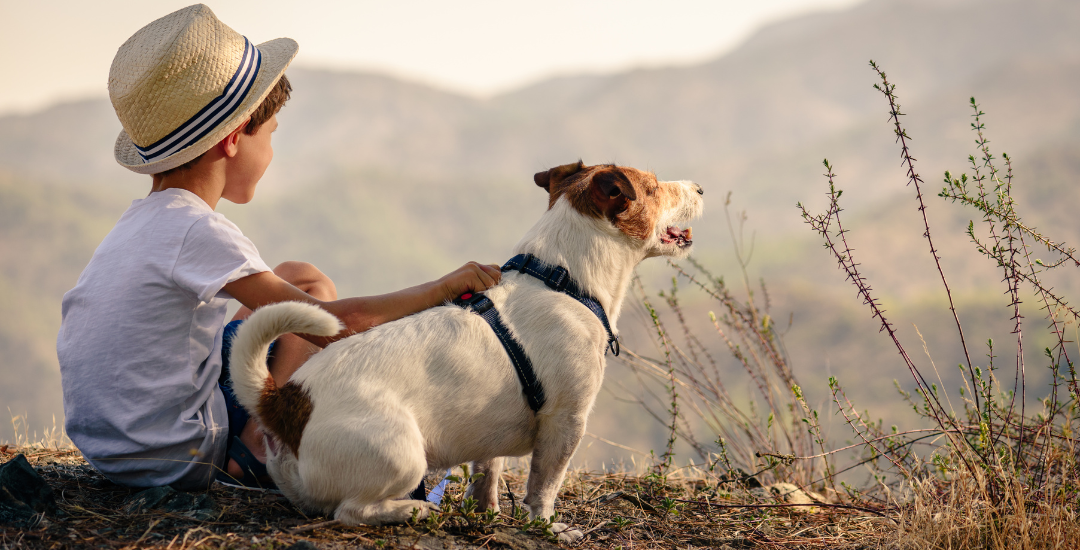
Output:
top-left (57, 188), bottom-right (271, 490)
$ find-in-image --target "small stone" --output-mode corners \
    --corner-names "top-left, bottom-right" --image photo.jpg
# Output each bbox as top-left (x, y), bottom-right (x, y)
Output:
top-left (0, 454), bottom-right (59, 528)
top-left (123, 486), bottom-right (177, 513)
top-left (766, 482), bottom-right (819, 512)
top-left (123, 486), bottom-right (218, 520)
top-left (187, 493), bottom-right (218, 521)
top-left (0, 492), bottom-right (38, 528)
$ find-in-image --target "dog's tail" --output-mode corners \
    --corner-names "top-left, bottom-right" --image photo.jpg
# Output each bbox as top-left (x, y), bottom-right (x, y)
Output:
top-left (229, 301), bottom-right (344, 421)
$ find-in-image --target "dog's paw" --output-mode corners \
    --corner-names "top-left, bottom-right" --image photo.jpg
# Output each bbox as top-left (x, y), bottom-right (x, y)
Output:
top-left (551, 522), bottom-right (583, 543)
top-left (336, 499), bottom-right (439, 526)
top-left (410, 501), bottom-right (439, 521)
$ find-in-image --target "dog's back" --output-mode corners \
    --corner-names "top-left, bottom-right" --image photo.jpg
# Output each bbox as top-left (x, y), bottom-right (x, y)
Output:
top-left (291, 273), bottom-right (606, 462)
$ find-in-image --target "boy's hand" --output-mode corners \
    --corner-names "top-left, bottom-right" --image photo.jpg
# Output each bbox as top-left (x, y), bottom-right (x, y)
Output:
top-left (437, 262), bottom-right (502, 302)
top-left (225, 261), bottom-right (503, 343)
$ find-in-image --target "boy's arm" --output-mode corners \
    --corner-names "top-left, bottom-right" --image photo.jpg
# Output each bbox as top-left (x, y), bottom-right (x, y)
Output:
top-left (223, 262), bottom-right (501, 346)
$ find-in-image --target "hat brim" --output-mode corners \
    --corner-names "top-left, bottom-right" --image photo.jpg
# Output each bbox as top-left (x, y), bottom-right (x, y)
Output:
top-left (114, 37), bottom-right (298, 175)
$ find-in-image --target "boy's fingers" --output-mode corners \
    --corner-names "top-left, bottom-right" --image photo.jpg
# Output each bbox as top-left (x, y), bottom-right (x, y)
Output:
top-left (481, 263), bottom-right (502, 283)
top-left (469, 263), bottom-right (497, 289)
top-left (447, 262), bottom-right (501, 298)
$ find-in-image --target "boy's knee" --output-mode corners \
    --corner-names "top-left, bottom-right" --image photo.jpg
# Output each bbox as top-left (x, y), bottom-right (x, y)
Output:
top-left (274, 261), bottom-right (337, 301)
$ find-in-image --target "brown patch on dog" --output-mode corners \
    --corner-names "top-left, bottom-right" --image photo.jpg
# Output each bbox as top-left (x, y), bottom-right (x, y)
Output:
top-left (535, 162), bottom-right (677, 241)
top-left (257, 376), bottom-right (313, 456)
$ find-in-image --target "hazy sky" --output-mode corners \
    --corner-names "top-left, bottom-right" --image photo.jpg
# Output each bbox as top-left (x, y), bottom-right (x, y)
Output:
top-left (0, 0), bottom-right (864, 115)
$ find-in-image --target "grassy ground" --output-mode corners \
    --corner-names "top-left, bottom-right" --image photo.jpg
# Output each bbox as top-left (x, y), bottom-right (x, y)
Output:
top-left (0, 445), bottom-right (893, 550)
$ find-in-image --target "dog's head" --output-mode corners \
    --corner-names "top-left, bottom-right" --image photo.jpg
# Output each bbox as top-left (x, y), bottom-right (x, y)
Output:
top-left (534, 161), bottom-right (703, 258)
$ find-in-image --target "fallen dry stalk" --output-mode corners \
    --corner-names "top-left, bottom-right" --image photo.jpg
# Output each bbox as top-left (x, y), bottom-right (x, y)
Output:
top-left (287, 519), bottom-right (341, 535)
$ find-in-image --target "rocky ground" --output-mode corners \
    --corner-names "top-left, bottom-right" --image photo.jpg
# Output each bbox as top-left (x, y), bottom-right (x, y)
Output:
top-left (1, 447), bottom-right (891, 549)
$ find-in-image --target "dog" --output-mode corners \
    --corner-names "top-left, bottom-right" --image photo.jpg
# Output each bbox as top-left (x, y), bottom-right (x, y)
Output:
top-left (229, 161), bottom-right (703, 541)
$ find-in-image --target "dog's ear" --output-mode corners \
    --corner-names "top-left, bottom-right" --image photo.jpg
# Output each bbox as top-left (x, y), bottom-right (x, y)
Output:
top-left (534, 160), bottom-right (586, 191)
top-left (589, 168), bottom-right (637, 219)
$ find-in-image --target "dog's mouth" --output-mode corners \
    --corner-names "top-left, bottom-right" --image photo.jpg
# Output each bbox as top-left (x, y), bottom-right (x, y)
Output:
top-left (660, 226), bottom-right (693, 247)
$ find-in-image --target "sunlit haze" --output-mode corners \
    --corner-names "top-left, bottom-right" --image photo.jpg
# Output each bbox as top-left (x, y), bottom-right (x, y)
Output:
top-left (0, 0), bottom-right (864, 115)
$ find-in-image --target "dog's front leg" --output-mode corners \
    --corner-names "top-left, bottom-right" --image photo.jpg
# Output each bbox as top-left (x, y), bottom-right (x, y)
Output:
top-left (523, 415), bottom-right (585, 543)
top-left (465, 457), bottom-right (503, 512)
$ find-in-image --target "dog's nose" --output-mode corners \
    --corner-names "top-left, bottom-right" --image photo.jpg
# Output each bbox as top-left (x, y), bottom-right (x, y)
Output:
top-left (694, 183), bottom-right (704, 195)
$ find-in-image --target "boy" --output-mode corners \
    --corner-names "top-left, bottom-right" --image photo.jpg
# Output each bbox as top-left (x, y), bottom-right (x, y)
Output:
top-left (57, 4), bottom-right (500, 491)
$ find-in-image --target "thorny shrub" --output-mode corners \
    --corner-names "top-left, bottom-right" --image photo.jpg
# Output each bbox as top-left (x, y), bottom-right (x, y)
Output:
top-left (623, 60), bottom-right (1079, 548)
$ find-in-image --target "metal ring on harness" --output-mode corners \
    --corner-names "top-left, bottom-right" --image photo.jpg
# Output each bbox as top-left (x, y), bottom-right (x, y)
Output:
top-left (501, 253), bottom-right (620, 357)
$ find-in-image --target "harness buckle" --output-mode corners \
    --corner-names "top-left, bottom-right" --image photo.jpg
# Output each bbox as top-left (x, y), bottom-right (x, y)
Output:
top-left (608, 335), bottom-right (621, 356)
top-left (471, 296), bottom-right (494, 314)
top-left (454, 292), bottom-right (494, 314)
top-left (545, 266), bottom-right (569, 291)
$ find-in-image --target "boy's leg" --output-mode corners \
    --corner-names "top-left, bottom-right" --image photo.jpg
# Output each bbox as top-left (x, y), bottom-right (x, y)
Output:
top-left (231, 260), bottom-right (338, 382)
top-left (227, 261), bottom-right (337, 478)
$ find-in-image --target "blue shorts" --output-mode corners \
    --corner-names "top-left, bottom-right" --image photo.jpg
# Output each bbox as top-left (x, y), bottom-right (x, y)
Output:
top-left (218, 320), bottom-right (276, 450)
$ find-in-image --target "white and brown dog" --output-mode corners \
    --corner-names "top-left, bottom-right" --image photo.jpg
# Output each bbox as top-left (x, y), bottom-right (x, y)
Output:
top-left (229, 162), bottom-right (703, 541)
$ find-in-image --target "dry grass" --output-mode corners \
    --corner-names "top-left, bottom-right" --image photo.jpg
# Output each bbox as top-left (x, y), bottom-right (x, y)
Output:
top-left (796, 61), bottom-right (1080, 550)
top-left (552, 469), bottom-right (893, 549)
top-left (6, 413), bottom-right (70, 451)
top-left (890, 458), bottom-right (1080, 550)
top-left (1, 446), bottom-right (899, 549)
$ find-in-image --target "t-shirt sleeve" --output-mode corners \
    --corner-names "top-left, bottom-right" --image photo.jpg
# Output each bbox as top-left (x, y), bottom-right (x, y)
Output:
top-left (172, 214), bottom-right (273, 303)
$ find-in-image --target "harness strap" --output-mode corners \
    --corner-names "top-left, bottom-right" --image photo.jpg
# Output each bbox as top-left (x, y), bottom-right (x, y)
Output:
top-left (501, 253), bottom-right (620, 356)
top-left (452, 292), bottom-right (546, 413)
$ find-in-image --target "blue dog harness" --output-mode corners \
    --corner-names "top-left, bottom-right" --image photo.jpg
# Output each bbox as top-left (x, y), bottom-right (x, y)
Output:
top-left (451, 254), bottom-right (620, 414)
top-left (501, 254), bottom-right (620, 357)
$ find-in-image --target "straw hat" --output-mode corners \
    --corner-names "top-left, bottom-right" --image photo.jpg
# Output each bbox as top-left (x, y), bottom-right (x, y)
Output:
top-left (109, 4), bottom-right (298, 174)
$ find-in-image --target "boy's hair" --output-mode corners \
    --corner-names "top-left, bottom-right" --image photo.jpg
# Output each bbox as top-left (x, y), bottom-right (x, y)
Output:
top-left (156, 74), bottom-right (292, 177)
top-left (245, 74), bottom-right (292, 136)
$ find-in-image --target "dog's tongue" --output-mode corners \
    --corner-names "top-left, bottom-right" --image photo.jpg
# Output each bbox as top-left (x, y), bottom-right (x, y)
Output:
top-left (667, 227), bottom-right (692, 241)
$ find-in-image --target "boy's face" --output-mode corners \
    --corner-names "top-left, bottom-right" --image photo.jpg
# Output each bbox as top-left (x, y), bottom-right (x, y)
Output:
top-left (222, 114), bottom-right (277, 204)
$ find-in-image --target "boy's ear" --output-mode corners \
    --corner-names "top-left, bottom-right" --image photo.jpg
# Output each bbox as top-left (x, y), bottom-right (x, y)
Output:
top-left (220, 119), bottom-right (250, 158)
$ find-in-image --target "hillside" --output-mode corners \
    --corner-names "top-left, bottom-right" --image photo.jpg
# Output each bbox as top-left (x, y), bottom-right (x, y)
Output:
top-left (2, 0), bottom-right (1079, 459)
